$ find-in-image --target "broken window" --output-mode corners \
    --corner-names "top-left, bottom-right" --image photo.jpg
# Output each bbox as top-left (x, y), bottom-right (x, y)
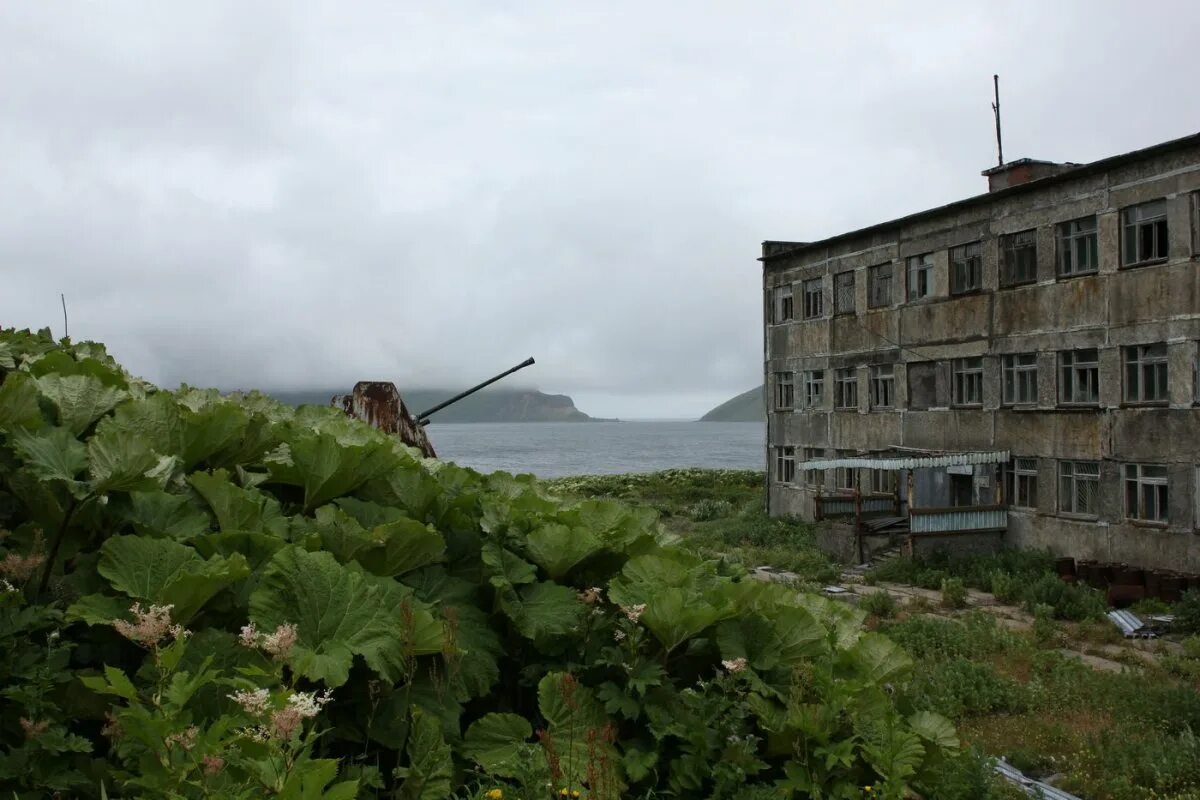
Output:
top-left (1059, 348), bottom-right (1099, 406)
top-left (1002, 353), bottom-right (1038, 405)
top-left (1122, 199), bottom-right (1169, 266)
top-left (834, 367), bottom-right (858, 409)
top-left (834, 271), bottom-right (855, 314)
top-left (950, 242), bottom-right (982, 295)
top-left (1057, 216), bottom-right (1099, 276)
top-left (772, 284), bottom-right (793, 323)
top-left (1059, 460), bottom-right (1100, 516)
top-left (803, 446), bottom-right (824, 487)
top-left (869, 364), bottom-right (895, 409)
top-left (802, 278), bottom-right (823, 319)
top-left (775, 446), bottom-right (796, 484)
top-left (835, 449), bottom-right (856, 492)
top-left (1124, 343), bottom-right (1168, 404)
top-left (1125, 463), bottom-right (1168, 523)
top-left (951, 357), bottom-right (983, 406)
top-left (868, 263), bottom-right (892, 308)
top-left (1000, 229), bottom-right (1038, 287)
top-left (773, 371), bottom-right (794, 411)
top-left (906, 361), bottom-right (939, 410)
top-left (906, 253), bottom-right (933, 300)
top-left (1005, 457), bottom-right (1039, 508)
top-left (803, 369), bottom-right (825, 408)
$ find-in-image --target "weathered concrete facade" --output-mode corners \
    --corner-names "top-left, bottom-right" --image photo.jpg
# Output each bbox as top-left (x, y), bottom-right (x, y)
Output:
top-left (762, 133), bottom-right (1200, 571)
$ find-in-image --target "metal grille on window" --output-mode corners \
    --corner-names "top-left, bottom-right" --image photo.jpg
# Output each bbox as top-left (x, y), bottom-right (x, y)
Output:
top-left (834, 271), bottom-right (855, 314)
top-left (1001, 230), bottom-right (1038, 286)
top-left (1059, 461), bottom-right (1099, 515)
top-left (1124, 343), bottom-right (1168, 404)
top-left (868, 264), bottom-right (892, 308)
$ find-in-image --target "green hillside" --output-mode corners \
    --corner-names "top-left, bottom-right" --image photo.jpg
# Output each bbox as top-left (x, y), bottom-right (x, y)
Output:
top-left (266, 386), bottom-right (600, 422)
top-left (699, 385), bottom-right (765, 422)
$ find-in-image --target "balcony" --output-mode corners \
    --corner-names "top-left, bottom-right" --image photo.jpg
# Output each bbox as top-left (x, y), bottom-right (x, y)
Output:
top-left (909, 504), bottom-right (1008, 534)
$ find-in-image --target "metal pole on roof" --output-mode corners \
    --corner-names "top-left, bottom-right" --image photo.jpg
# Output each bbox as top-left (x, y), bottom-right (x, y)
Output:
top-left (992, 74), bottom-right (1004, 166)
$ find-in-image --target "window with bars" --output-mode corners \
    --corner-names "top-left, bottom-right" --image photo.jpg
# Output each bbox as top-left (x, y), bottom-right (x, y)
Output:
top-left (951, 357), bottom-right (983, 406)
top-left (834, 368), bottom-right (858, 409)
top-left (775, 446), bottom-right (796, 484)
top-left (1005, 457), bottom-right (1039, 508)
top-left (1125, 463), bottom-right (1168, 523)
top-left (868, 264), bottom-right (892, 308)
top-left (1000, 229), bottom-right (1038, 286)
top-left (802, 278), bottom-right (823, 319)
top-left (1124, 343), bottom-right (1168, 404)
top-left (772, 284), bottom-right (793, 323)
top-left (1122, 199), bottom-right (1169, 267)
top-left (1059, 349), bottom-right (1100, 405)
top-left (869, 364), bottom-right (895, 409)
top-left (803, 446), bottom-right (824, 487)
top-left (950, 242), bottom-right (982, 295)
top-left (834, 271), bottom-right (855, 314)
top-left (803, 370), bottom-right (825, 408)
top-left (1057, 216), bottom-right (1099, 277)
top-left (906, 254), bottom-right (933, 300)
top-left (1002, 353), bottom-right (1039, 405)
top-left (1058, 461), bottom-right (1100, 516)
top-left (773, 371), bottom-right (794, 410)
top-left (835, 449), bottom-right (856, 491)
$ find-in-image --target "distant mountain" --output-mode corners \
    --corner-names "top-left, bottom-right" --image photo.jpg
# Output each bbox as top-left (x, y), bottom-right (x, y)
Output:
top-left (266, 386), bottom-right (604, 423)
top-left (699, 386), bottom-right (765, 422)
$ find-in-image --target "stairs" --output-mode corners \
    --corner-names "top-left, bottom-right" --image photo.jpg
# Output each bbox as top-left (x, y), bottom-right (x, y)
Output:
top-left (841, 542), bottom-right (904, 582)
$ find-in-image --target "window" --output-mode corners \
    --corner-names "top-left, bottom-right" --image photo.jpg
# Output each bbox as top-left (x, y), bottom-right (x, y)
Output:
top-left (773, 371), bottom-right (794, 411)
top-left (772, 284), bottom-right (793, 323)
top-left (906, 254), bottom-right (933, 300)
top-left (802, 278), bottom-right (823, 319)
top-left (803, 370), bottom-right (825, 408)
top-left (869, 469), bottom-right (897, 494)
top-left (1002, 353), bottom-right (1039, 405)
top-left (951, 357), bottom-right (983, 406)
top-left (950, 242), bottom-right (982, 294)
top-left (1124, 343), bottom-right (1168, 404)
top-left (1122, 199), bottom-right (1168, 266)
top-left (1125, 463), bottom-right (1168, 523)
top-left (1059, 461), bottom-right (1100, 516)
top-left (1000, 229), bottom-right (1038, 286)
top-left (1059, 349), bottom-right (1099, 405)
top-left (834, 271), bottom-right (855, 314)
top-left (802, 446), bottom-right (824, 487)
top-left (1005, 457), bottom-right (1038, 508)
top-left (1057, 216), bottom-right (1098, 276)
top-left (834, 367), bottom-right (858, 409)
top-left (835, 449), bottom-right (856, 492)
top-left (907, 361), bottom-right (939, 410)
top-left (775, 446), bottom-right (796, 484)
top-left (868, 264), bottom-right (892, 308)
top-left (869, 364), bottom-right (895, 409)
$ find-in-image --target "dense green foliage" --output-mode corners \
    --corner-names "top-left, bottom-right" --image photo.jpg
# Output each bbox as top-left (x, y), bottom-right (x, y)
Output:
top-left (0, 329), bottom-right (958, 799)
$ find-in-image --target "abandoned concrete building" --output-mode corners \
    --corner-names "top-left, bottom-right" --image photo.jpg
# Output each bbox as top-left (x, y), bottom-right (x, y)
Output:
top-left (761, 132), bottom-right (1200, 572)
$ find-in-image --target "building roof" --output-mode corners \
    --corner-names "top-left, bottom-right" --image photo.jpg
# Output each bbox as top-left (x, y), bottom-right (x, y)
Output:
top-left (760, 130), bottom-right (1200, 265)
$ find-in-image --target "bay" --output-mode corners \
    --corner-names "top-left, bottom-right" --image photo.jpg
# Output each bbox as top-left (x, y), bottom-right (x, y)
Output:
top-left (425, 420), bottom-right (765, 478)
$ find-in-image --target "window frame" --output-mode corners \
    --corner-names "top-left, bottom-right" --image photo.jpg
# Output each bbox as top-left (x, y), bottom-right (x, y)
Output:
top-left (771, 284), bottom-right (794, 324)
top-left (868, 364), bottom-right (895, 410)
top-left (802, 446), bottom-right (824, 488)
top-left (773, 371), bottom-right (794, 411)
top-left (802, 369), bottom-right (825, 409)
top-left (951, 357), bottom-right (984, 407)
top-left (1125, 463), bottom-right (1168, 524)
top-left (906, 253), bottom-right (933, 301)
top-left (949, 241), bottom-right (983, 295)
top-left (802, 278), bottom-right (824, 320)
top-left (1121, 199), bottom-right (1169, 268)
top-left (1057, 216), bottom-right (1099, 277)
top-left (1123, 343), bottom-right (1169, 405)
top-left (1058, 348), bottom-right (1100, 406)
top-left (834, 367), bottom-right (858, 410)
top-left (1006, 457), bottom-right (1039, 509)
top-left (1001, 353), bottom-right (1039, 406)
top-left (1058, 460), bottom-right (1100, 517)
top-left (999, 229), bottom-right (1039, 287)
top-left (775, 445), bottom-right (796, 485)
top-left (867, 263), bottom-right (893, 309)
top-left (835, 449), bottom-right (857, 492)
top-left (834, 271), bottom-right (855, 315)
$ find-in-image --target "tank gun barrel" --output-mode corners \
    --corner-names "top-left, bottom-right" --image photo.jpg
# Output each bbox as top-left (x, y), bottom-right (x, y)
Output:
top-left (415, 356), bottom-right (536, 422)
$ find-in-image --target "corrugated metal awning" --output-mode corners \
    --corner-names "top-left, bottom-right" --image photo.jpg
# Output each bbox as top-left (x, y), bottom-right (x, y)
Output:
top-left (798, 450), bottom-right (1009, 471)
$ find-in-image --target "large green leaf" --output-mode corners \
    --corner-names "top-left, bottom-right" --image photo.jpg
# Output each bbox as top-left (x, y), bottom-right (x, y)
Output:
top-left (0, 372), bottom-right (45, 431)
top-left (907, 711), bottom-right (959, 751)
top-left (34, 374), bottom-right (128, 435)
top-left (481, 542), bottom-right (537, 588)
top-left (396, 707), bottom-right (453, 800)
top-left (462, 713), bottom-right (533, 778)
top-left (98, 535), bottom-right (250, 622)
top-left (797, 593), bottom-right (866, 651)
top-left (268, 428), bottom-right (400, 512)
top-left (606, 550), bottom-right (714, 608)
top-left (717, 605), bottom-right (827, 672)
top-left (842, 632), bottom-right (913, 686)
top-left (249, 546), bottom-right (443, 687)
top-left (511, 581), bottom-right (585, 642)
top-left (537, 672), bottom-right (622, 789)
top-left (11, 426), bottom-right (88, 485)
top-left (524, 523), bottom-right (603, 581)
top-left (312, 505), bottom-right (444, 577)
top-left (125, 491), bottom-right (213, 539)
top-left (443, 604), bottom-right (502, 699)
top-left (640, 586), bottom-right (735, 654)
top-left (88, 429), bottom-right (170, 494)
top-left (189, 469), bottom-right (288, 535)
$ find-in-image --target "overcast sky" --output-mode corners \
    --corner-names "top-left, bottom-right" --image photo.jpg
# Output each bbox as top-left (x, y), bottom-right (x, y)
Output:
top-left (3, 2), bottom-right (1198, 419)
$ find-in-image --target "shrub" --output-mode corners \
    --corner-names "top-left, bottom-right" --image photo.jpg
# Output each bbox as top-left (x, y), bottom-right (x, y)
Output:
top-left (1176, 590), bottom-right (1200, 635)
top-left (1031, 603), bottom-right (1059, 647)
top-left (686, 498), bottom-right (733, 521)
top-left (988, 569), bottom-right (1021, 605)
top-left (1022, 573), bottom-right (1107, 621)
top-left (909, 658), bottom-right (1029, 718)
top-left (860, 589), bottom-right (897, 619)
top-left (941, 578), bottom-right (968, 609)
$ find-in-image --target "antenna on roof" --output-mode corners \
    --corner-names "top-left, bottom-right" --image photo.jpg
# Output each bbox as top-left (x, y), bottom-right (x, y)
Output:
top-left (991, 74), bottom-right (1004, 167)
top-left (60, 293), bottom-right (69, 339)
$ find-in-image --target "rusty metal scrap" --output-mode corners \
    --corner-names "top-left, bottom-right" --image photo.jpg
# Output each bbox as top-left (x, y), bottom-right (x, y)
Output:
top-left (333, 382), bottom-right (436, 458)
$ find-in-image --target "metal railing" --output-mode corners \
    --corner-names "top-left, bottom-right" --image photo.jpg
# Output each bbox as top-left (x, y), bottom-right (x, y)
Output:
top-left (814, 492), bottom-right (898, 520)
top-left (909, 504), bottom-right (1007, 534)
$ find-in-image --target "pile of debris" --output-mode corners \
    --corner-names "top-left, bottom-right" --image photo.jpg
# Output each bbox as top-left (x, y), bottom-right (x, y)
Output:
top-left (1055, 557), bottom-right (1198, 606)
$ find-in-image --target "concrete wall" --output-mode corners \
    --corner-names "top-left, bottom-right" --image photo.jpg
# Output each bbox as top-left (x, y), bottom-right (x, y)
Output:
top-left (763, 138), bottom-right (1200, 572)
